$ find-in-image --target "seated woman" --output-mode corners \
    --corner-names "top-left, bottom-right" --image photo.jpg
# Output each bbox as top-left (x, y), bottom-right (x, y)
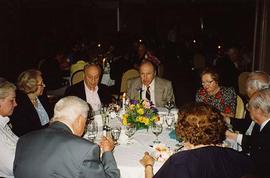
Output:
top-left (10, 69), bottom-right (52, 136)
top-left (140, 103), bottom-right (254, 178)
top-left (0, 78), bottom-right (18, 177)
top-left (196, 67), bottom-right (236, 117)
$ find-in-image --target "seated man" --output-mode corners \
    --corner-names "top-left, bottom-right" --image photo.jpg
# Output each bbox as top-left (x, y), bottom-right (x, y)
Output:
top-left (65, 64), bottom-right (112, 111)
top-left (127, 60), bottom-right (175, 107)
top-left (227, 88), bottom-right (270, 178)
top-left (13, 96), bottom-right (120, 178)
top-left (226, 71), bottom-right (270, 150)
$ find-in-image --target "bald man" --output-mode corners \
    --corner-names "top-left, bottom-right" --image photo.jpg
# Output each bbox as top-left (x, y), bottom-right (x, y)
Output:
top-left (127, 61), bottom-right (175, 107)
top-left (65, 64), bottom-right (112, 111)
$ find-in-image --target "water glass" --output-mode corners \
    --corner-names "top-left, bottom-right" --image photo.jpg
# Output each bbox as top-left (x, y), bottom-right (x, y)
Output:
top-left (87, 120), bottom-right (98, 142)
top-left (111, 126), bottom-right (121, 145)
top-left (125, 124), bottom-right (136, 145)
top-left (165, 113), bottom-right (175, 130)
top-left (152, 122), bottom-right (163, 144)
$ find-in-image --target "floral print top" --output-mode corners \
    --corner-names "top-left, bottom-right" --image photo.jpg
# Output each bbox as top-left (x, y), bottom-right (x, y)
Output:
top-left (196, 86), bottom-right (237, 115)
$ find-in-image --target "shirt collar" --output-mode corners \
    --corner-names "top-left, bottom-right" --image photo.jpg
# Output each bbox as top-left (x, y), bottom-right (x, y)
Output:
top-left (142, 78), bottom-right (155, 90)
top-left (260, 118), bottom-right (270, 131)
top-left (84, 82), bottom-right (99, 92)
top-left (0, 115), bottom-right (10, 128)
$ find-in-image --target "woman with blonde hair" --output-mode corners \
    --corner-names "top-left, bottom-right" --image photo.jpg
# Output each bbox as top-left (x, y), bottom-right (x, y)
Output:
top-left (0, 78), bottom-right (18, 177)
top-left (10, 69), bottom-right (52, 136)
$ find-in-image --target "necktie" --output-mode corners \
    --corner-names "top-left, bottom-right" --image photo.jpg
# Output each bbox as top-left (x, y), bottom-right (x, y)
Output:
top-left (251, 123), bottom-right (260, 135)
top-left (146, 86), bottom-right (151, 101)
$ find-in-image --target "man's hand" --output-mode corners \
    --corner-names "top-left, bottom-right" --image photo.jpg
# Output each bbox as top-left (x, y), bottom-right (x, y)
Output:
top-left (225, 130), bottom-right (238, 141)
top-left (99, 136), bottom-right (115, 152)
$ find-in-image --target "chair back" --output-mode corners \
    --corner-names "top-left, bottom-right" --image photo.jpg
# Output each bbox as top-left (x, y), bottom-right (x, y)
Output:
top-left (238, 72), bottom-right (250, 96)
top-left (120, 69), bottom-right (140, 93)
top-left (71, 69), bottom-right (84, 85)
top-left (235, 95), bottom-right (246, 119)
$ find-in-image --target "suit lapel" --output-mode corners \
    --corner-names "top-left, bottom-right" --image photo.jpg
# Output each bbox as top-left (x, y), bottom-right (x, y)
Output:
top-left (155, 77), bottom-right (163, 106)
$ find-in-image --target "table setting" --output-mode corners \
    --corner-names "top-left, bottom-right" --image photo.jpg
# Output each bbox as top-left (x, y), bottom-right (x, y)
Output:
top-left (83, 95), bottom-right (182, 178)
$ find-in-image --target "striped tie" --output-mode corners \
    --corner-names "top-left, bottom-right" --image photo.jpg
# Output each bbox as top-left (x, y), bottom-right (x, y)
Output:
top-left (146, 86), bottom-right (151, 101)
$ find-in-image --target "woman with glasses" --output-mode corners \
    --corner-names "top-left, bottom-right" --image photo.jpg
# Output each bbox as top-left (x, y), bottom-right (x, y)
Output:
top-left (0, 78), bottom-right (18, 177)
top-left (195, 67), bottom-right (236, 117)
top-left (10, 69), bottom-right (52, 136)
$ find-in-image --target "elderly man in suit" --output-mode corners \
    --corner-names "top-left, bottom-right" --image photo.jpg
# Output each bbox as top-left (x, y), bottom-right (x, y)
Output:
top-left (127, 61), bottom-right (175, 107)
top-left (13, 96), bottom-right (120, 178)
top-left (65, 64), bottom-right (112, 111)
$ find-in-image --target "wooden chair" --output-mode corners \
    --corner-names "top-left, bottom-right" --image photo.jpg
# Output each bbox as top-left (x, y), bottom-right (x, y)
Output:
top-left (71, 69), bottom-right (84, 85)
top-left (238, 72), bottom-right (250, 96)
top-left (120, 69), bottom-right (139, 93)
top-left (235, 95), bottom-right (246, 119)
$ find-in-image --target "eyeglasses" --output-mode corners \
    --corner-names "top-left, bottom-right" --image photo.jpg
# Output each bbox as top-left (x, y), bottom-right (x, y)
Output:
top-left (201, 80), bottom-right (214, 86)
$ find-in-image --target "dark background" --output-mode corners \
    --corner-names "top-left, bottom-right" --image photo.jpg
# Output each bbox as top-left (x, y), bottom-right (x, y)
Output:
top-left (0, 0), bottom-right (255, 81)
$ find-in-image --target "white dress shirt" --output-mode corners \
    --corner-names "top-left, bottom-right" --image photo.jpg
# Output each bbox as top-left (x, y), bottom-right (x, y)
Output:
top-left (142, 79), bottom-right (156, 105)
top-left (0, 115), bottom-right (18, 178)
top-left (84, 82), bottom-right (101, 111)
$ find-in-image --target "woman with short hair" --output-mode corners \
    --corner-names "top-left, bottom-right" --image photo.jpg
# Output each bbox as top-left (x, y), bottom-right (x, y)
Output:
top-left (0, 78), bottom-right (18, 177)
top-left (196, 67), bottom-right (237, 117)
top-left (10, 69), bottom-right (52, 136)
top-left (140, 103), bottom-right (254, 178)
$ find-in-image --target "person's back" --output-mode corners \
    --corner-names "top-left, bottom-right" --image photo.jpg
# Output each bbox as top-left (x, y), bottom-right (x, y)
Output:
top-left (14, 121), bottom-right (119, 178)
top-left (154, 146), bottom-right (253, 178)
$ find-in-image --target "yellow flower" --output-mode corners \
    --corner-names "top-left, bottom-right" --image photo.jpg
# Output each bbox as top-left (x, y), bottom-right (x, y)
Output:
top-left (122, 114), bottom-right (128, 126)
top-left (137, 108), bottom-right (144, 115)
top-left (130, 104), bottom-right (135, 110)
top-left (144, 118), bottom-right (150, 125)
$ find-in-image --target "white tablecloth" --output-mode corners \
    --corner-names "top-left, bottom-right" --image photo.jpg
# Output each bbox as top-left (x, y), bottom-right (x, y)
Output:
top-left (114, 129), bottom-right (178, 178)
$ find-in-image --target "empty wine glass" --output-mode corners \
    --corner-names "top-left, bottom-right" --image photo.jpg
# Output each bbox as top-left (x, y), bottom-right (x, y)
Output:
top-left (165, 101), bottom-right (175, 113)
top-left (125, 124), bottom-right (136, 145)
top-left (111, 126), bottom-right (121, 145)
top-left (165, 113), bottom-right (175, 130)
top-left (152, 122), bottom-right (163, 144)
top-left (86, 120), bottom-right (98, 142)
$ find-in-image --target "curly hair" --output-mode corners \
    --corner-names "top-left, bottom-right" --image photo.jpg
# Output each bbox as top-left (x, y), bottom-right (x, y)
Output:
top-left (17, 69), bottom-right (42, 94)
top-left (176, 102), bottom-right (227, 146)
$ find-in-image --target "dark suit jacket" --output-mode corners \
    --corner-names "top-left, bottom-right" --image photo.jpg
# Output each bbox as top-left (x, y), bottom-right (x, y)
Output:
top-left (14, 122), bottom-right (120, 178)
top-left (154, 146), bottom-right (253, 178)
top-left (64, 81), bottom-right (112, 106)
top-left (242, 121), bottom-right (270, 178)
top-left (231, 112), bottom-right (253, 134)
top-left (9, 90), bottom-right (52, 137)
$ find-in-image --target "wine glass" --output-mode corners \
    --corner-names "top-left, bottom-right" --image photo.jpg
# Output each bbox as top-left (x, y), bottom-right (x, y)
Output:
top-left (165, 113), bottom-right (175, 130)
top-left (86, 120), bottom-right (98, 142)
top-left (125, 124), bottom-right (136, 145)
top-left (111, 126), bottom-right (121, 145)
top-left (152, 122), bottom-right (163, 144)
top-left (165, 101), bottom-right (175, 113)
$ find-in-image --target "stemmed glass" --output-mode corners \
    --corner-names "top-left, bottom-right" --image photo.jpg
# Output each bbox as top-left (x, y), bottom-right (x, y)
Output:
top-left (86, 120), bottom-right (98, 143)
top-left (125, 124), bottom-right (136, 145)
top-left (165, 101), bottom-right (175, 113)
top-left (152, 122), bottom-right (163, 144)
top-left (111, 126), bottom-right (121, 145)
top-left (165, 113), bottom-right (175, 130)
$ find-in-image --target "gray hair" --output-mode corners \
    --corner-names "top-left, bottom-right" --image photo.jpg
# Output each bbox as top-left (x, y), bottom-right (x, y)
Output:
top-left (52, 96), bottom-right (90, 124)
top-left (246, 71), bottom-right (270, 94)
top-left (249, 88), bottom-right (270, 116)
top-left (0, 78), bottom-right (16, 99)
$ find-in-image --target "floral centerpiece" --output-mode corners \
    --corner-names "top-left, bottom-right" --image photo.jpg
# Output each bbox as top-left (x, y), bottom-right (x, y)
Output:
top-left (122, 99), bottom-right (159, 129)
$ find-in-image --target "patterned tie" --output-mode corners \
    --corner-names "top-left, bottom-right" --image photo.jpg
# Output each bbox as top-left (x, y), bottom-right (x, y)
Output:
top-left (146, 86), bottom-right (151, 101)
